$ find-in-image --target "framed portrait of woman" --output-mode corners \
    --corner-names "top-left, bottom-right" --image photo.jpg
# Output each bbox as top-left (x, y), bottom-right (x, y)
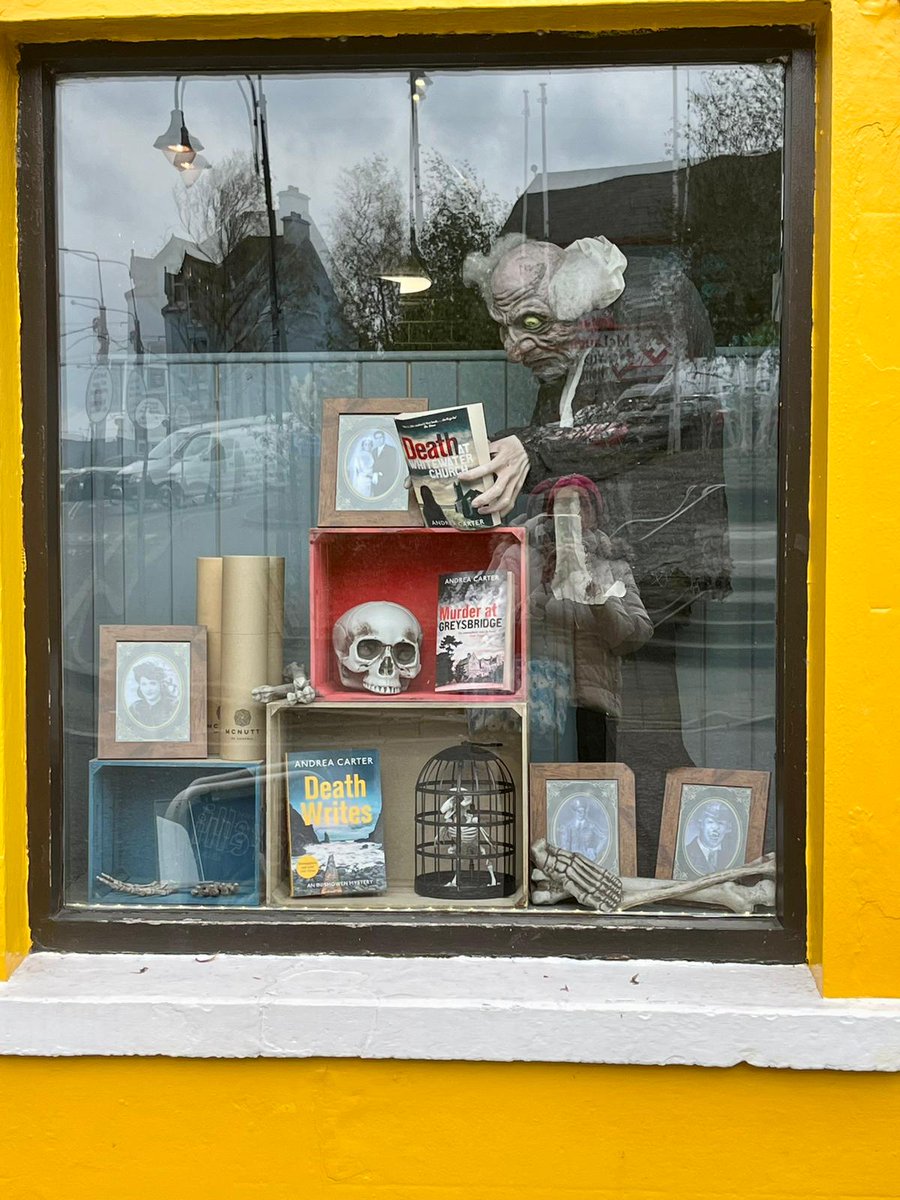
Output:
top-left (98, 625), bottom-right (207, 759)
top-left (318, 397), bottom-right (424, 527)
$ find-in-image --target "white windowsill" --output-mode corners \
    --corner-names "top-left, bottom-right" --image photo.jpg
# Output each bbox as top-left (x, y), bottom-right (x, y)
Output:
top-left (1, 952), bottom-right (899, 1070)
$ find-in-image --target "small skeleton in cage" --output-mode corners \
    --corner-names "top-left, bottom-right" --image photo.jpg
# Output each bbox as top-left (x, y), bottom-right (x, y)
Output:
top-left (437, 787), bottom-right (497, 888)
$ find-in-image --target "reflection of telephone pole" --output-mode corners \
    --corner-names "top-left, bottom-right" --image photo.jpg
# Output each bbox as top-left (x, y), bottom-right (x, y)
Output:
top-left (669, 65), bottom-right (682, 454)
top-left (521, 90), bottom-right (530, 237)
top-left (539, 83), bottom-right (549, 239)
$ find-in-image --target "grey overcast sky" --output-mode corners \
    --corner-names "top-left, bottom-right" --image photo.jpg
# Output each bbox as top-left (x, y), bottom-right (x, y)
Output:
top-left (55, 64), bottom-right (778, 434)
top-left (57, 66), bottom-right (693, 318)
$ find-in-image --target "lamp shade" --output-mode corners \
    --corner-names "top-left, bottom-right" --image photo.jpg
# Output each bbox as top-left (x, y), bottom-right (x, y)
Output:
top-left (378, 246), bottom-right (432, 295)
top-left (153, 109), bottom-right (204, 166)
top-left (177, 153), bottom-right (212, 188)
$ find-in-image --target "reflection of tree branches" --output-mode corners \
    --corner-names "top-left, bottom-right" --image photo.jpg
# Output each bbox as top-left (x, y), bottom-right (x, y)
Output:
top-left (684, 65), bottom-right (783, 162)
top-left (328, 154), bottom-right (405, 350)
top-left (675, 66), bottom-right (784, 346)
top-left (173, 152), bottom-right (336, 353)
top-left (327, 151), bottom-right (503, 351)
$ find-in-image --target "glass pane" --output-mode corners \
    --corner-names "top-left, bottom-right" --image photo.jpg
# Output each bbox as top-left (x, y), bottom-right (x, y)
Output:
top-left (56, 60), bottom-right (784, 921)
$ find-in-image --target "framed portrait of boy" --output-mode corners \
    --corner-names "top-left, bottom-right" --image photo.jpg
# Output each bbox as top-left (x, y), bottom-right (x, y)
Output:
top-left (656, 768), bottom-right (770, 881)
top-left (98, 625), bottom-right (207, 759)
top-left (529, 763), bottom-right (636, 876)
top-left (318, 397), bottom-right (425, 527)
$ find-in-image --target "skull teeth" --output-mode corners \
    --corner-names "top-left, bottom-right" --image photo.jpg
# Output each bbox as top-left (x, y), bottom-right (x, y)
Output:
top-left (364, 682), bottom-right (401, 694)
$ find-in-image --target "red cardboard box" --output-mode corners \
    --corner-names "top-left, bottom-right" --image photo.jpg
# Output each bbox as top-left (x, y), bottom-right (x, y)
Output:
top-left (309, 526), bottom-right (527, 703)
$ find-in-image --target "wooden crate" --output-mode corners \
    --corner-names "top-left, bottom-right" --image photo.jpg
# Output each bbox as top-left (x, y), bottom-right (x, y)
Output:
top-left (88, 758), bottom-right (262, 907)
top-left (265, 700), bottom-right (528, 910)
top-left (309, 526), bottom-right (527, 703)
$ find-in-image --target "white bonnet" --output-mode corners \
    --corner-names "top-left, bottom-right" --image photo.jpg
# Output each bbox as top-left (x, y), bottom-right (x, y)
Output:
top-left (548, 236), bottom-right (628, 321)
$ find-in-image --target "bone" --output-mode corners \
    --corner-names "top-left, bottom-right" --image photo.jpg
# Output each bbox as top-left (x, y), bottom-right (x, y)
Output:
top-left (252, 663), bottom-right (315, 706)
top-left (619, 855), bottom-right (775, 908)
top-left (97, 874), bottom-right (240, 898)
top-left (619, 875), bottom-right (776, 914)
top-left (96, 874), bottom-right (178, 896)
top-left (530, 840), bottom-right (623, 911)
top-left (529, 841), bottom-right (776, 914)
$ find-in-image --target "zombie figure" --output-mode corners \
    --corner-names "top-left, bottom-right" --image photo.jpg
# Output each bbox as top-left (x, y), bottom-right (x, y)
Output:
top-left (462, 234), bottom-right (732, 874)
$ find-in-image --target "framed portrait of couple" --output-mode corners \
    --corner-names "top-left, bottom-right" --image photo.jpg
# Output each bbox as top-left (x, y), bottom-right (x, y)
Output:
top-left (318, 397), bottom-right (424, 527)
top-left (98, 625), bottom-right (207, 759)
top-left (530, 763), bottom-right (637, 876)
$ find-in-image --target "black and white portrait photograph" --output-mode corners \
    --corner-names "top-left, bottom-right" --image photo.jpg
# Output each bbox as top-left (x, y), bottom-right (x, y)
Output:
top-left (674, 786), bottom-right (749, 880)
top-left (115, 641), bottom-right (191, 743)
top-left (657, 768), bottom-right (771, 880)
top-left (531, 765), bottom-right (637, 876)
top-left (99, 625), bottom-right (207, 759)
top-left (547, 781), bottom-right (617, 870)
top-left (318, 398), bottom-right (423, 527)
top-left (336, 414), bottom-right (407, 511)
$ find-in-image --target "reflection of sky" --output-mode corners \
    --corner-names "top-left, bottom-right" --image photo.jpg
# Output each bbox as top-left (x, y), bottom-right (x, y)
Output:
top-left (56, 64), bottom-right (778, 435)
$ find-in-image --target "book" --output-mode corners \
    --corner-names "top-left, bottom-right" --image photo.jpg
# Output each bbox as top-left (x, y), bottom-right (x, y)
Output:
top-left (285, 748), bottom-right (386, 897)
top-left (394, 404), bottom-right (501, 530)
top-left (435, 570), bottom-right (516, 693)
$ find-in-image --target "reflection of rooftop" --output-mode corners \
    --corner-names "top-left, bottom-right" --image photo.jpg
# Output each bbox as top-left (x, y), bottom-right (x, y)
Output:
top-left (523, 161), bottom-right (676, 193)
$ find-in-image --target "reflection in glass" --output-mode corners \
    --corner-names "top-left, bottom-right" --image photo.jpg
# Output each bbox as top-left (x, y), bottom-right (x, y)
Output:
top-left (57, 62), bottom-right (783, 909)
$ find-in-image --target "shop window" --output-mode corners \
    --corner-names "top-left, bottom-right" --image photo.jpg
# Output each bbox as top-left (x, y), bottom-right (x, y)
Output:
top-left (20, 33), bottom-right (811, 958)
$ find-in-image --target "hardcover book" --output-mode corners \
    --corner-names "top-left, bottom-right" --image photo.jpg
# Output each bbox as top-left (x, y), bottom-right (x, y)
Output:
top-left (285, 748), bottom-right (386, 897)
top-left (435, 570), bottom-right (516, 692)
top-left (394, 404), bottom-right (500, 530)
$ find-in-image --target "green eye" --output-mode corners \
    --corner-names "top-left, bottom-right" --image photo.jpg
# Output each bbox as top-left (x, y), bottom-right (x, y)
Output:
top-left (521, 314), bottom-right (544, 331)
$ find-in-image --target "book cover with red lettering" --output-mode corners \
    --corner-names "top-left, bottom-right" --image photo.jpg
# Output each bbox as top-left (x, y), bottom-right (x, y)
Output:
top-left (285, 748), bottom-right (386, 897)
top-left (393, 404), bottom-right (501, 530)
top-left (435, 570), bottom-right (515, 692)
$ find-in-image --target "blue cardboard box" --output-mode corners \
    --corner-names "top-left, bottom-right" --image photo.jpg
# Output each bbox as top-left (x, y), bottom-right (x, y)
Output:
top-left (89, 759), bottom-right (262, 906)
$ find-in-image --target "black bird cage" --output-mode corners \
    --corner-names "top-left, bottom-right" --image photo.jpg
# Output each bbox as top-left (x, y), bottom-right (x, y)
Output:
top-left (414, 741), bottom-right (516, 899)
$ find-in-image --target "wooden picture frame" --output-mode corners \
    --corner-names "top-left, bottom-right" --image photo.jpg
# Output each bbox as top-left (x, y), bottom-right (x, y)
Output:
top-left (529, 763), bottom-right (636, 877)
top-left (318, 397), bottom-right (425, 527)
top-left (98, 625), bottom-right (207, 759)
top-left (656, 768), bottom-right (770, 880)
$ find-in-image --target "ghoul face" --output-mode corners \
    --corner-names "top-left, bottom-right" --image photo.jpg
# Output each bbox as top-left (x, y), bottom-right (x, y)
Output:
top-left (465, 234), bottom-right (628, 383)
top-left (486, 242), bottom-right (582, 383)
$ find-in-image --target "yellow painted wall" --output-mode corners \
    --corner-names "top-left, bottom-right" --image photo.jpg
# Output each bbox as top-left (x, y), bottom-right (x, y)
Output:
top-left (0, 1), bottom-right (899, 1195)
top-left (0, 0), bottom-right (897, 996)
top-left (0, 1057), bottom-right (897, 1199)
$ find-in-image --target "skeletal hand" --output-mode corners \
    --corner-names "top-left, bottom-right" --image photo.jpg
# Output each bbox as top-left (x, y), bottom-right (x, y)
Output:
top-left (251, 663), bottom-right (316, 707)
top-left (531, 839), bottom-right (777, 915)
top-left (459, 436), bottom-right (530, 517)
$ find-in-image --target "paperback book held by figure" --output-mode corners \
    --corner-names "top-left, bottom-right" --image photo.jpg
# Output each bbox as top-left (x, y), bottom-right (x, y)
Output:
top-left (395, 404), bottom-right (499, 530)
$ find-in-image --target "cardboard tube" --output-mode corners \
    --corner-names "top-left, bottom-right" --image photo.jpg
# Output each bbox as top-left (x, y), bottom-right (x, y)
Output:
top-left (219, 555), bottom-right (270, 761)
top-left (196, 556), bottom-right (223, 757)
top-left (267, 556), bottom-right (285, 686)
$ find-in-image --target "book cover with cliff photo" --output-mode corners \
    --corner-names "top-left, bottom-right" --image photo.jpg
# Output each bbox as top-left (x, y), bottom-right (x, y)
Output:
top-left (394, 404), bottom-right (500, 530)
top-left (435, 570), bottom-right (516, 693)
top-left (285, 749), bottom-right (386, 898)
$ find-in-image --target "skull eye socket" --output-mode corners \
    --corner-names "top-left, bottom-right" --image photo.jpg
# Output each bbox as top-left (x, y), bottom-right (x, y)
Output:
top-left (355, 638), bottom-right (385, 661)
top-left (393, 640), bottom-right (418, 666)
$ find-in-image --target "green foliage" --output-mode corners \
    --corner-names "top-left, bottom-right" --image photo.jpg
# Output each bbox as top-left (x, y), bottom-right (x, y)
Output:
top-left (329, 150), bottom-right (503, 351)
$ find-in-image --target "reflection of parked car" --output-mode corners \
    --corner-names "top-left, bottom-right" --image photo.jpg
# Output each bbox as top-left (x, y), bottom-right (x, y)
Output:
top-left (116, 418), bottom-right (267, 506)
top-left (61, 466), bottom-right (126, 503)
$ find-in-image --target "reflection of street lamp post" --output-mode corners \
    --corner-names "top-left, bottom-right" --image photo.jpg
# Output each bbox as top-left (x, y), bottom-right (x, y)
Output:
top-left (153, 74), bottom-right (284, 358)
top-left (378, 71), bottom-right (432, 296)
top-left (60, 246), bottom-right (108, 360)
top-left (538, 82), bottom-right (549, 240)
top-left (60, 248), bottom-right (146, 355)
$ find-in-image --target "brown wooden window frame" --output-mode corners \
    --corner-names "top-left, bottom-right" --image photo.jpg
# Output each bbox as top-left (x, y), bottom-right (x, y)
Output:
top-left (18, 29), bottom-right (814, 961)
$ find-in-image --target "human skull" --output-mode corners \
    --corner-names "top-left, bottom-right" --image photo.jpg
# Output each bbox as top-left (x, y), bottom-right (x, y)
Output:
top-left (332, 601), bottom-right (423, 695)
